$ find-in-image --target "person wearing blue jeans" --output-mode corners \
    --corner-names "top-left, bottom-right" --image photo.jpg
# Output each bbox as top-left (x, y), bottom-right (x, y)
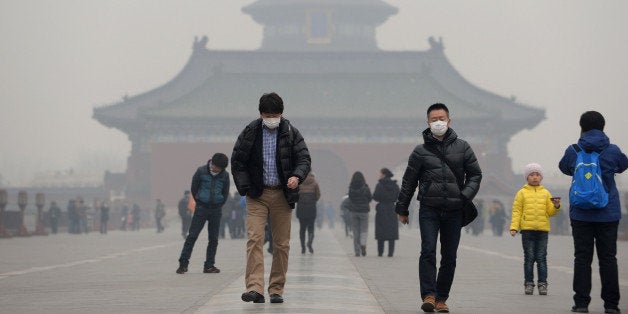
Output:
top-left (395, 103), bottom-right (482, 313)
top-left (509, 163), bottom-right (561, 295)
top-left (559, 111), bottom-right (627, 314)
top-left (521, 231), bottom-right (548, 289)
top-left (177, 153), bottom-right (230, 274)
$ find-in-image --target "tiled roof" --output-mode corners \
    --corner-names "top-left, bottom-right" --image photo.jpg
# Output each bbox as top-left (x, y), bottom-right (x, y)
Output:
top-left (93, 47), bottom-right (544, 133)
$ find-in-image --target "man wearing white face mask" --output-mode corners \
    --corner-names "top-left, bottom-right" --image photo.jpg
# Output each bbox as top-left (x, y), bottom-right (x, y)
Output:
top-left (231, 92), bottom-right (311, 304)
top-left (395, 103), bottom-right (482, 313)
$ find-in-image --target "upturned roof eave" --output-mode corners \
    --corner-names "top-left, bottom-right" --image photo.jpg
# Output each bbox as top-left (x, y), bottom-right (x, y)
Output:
top-left (93, 44), bottom-right (545, 132)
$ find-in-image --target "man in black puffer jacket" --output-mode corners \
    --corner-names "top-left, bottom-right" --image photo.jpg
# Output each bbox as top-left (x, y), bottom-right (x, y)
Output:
top-left (395, 103), bottom-right (482, 313)
top-left (231, 92), bottom-right (311, 304)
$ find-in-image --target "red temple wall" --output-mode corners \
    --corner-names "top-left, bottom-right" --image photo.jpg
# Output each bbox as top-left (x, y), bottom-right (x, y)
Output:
top-left (150, 142), bottom-right (416, 208)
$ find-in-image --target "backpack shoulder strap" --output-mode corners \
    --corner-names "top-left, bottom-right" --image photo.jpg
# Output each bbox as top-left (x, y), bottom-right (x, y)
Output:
top-left (572, 144), bottom-right (582, 152)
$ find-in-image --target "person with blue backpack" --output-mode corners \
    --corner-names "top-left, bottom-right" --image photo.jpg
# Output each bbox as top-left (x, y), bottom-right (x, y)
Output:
top-left (559, 111), bottom-right (628, 314)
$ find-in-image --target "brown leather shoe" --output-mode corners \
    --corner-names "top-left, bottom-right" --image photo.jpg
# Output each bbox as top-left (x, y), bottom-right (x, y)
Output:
top-left (435, 300), bottom-right (449, 313)
top-left (421, 295), bottom-right (436, 312)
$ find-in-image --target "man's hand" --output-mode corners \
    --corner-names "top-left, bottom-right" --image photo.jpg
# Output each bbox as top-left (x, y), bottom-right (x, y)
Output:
top-left (510, 230), bottom-right (517, 237)
top-left (398, 214), bottom-right (409, 225)
top-left (287, 176), bottom-right (299, 189)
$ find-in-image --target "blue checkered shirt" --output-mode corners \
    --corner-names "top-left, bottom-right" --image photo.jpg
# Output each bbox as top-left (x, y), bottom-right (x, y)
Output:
top-left (262, 124), bottom-right (280, 186)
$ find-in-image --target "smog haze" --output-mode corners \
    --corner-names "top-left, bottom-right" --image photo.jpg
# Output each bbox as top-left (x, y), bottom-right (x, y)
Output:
top-left (0, 0), bottom-right (626, 187)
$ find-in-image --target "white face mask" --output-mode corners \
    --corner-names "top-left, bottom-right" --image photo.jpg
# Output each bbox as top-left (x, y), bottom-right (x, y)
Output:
top-left (263, 117), bottom-right (281, 129)
top-left (429, 120), bottom-right (448, 136)
top-left (209, 162), bottom-right (220, 175)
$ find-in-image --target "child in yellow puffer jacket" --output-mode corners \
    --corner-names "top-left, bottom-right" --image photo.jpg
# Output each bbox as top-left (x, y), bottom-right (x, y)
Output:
top-left (510, 163), bottom-right (561, 296)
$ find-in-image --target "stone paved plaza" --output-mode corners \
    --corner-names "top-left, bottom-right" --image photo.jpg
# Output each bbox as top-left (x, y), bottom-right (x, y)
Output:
top-left (0, 219), bottom-right (626, 313)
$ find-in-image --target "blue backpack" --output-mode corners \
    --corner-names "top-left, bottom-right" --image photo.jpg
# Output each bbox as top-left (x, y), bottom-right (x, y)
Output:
top-left (569, 144), bottom-right (608, 209)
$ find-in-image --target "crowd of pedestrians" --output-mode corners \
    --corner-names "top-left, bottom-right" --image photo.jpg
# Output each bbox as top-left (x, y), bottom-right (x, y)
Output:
top-left (28, 98), bottom-right (626, 314)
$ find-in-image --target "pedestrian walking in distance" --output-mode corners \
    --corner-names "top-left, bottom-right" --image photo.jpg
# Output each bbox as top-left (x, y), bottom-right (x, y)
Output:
top-left (373, 168), bottom-right (400, 257)
top-left (348, 171), bottom-right (372, 257)
top-left (296, 173), bottom-right (321, 254)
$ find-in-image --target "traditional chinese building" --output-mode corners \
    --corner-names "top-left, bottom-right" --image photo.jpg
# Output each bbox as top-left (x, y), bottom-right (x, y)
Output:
top-left (93, 0), bottom-right (544, 206)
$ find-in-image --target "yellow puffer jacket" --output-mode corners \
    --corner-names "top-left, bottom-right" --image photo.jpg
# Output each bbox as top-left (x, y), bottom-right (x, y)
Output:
top-left (510, 184), bottom-right (560, 232)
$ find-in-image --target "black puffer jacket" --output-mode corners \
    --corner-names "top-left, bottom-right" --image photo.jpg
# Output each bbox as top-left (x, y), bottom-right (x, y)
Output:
top-left (395, 128), bottom-right (482, 215)
top-left (348, 183), bottom-right (372, 213)
top-left (231, 117), bottom-right (311, 208)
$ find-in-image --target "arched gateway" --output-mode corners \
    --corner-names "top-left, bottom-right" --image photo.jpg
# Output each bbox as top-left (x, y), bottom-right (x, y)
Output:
top-left (94, 0), bottom-right (544, 207)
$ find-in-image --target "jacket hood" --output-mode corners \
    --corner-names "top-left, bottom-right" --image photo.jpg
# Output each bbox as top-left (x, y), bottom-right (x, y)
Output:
top-left (578, 129), bottom-right (610, 152)
top-left (379, 177), bottom-right (398, 186)
top-left (378, 177), bottom-right (399, 192)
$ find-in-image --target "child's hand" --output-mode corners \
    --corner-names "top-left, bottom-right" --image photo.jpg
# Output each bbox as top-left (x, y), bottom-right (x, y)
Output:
top-left (510, 230), bottom-right (517, 237)
top-left (551, 197), bottom-right (561, 208)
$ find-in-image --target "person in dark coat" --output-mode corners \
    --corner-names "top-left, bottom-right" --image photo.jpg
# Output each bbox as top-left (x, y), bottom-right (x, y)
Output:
top-left (120, 201), bottom-right (129, 231)
top-left (373, 168), bottom-right (400, 257)
top-left (231, 92), bottom-right (311, 304)
top-left (77, 198), bottom-right (88, 234)
top-left (177, 153), bottom-right (230, 274)
top-left (340, 196), bottom-right (352, 237)
top-left (100, 200), bottom-right (110, 234)
top-left (489, 199), bottom-right (507, 237)
top-left (558, 111), bottom-right (627, 313)
top-left (178, 191), bottom-right (192, 239)
top-left (395, 103), bottom-right (482, 312)
top-left (154, 199), bottom-right (166, 233)
top-left (131, 203), bottom-right (141, 231)
top-left (48, 201), bottom-right (61, 234)
top-left (348, 171), bottom-right (372, 257)
top-left (296, 173), bottom-right (321, 254)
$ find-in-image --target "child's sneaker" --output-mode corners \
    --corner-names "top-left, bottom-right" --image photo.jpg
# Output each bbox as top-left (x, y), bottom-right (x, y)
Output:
top-left (524, 282), bottom-right (535, 295)
top-left (538, 282), bottom-right (548, 295)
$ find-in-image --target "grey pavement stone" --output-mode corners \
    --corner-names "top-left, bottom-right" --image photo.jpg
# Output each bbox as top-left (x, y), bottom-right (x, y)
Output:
top-left (333, 222), bottom-right (628, 313)
top-left (196, 226), bottom-right (382, 313)
top-left (0, 219), bottom-right (626, 313)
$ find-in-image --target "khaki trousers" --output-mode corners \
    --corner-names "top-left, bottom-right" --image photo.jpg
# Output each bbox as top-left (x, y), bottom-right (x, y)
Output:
top-left (245, 188), bottom-right (292, 295)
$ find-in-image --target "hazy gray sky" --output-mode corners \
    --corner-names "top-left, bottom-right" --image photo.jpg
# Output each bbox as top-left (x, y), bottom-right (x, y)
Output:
top-left (0, 0), bottom-right (626, 187)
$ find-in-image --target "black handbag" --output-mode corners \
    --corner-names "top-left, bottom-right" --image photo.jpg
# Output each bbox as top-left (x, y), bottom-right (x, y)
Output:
top-left (424, 144), bottom-right (478, 227)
